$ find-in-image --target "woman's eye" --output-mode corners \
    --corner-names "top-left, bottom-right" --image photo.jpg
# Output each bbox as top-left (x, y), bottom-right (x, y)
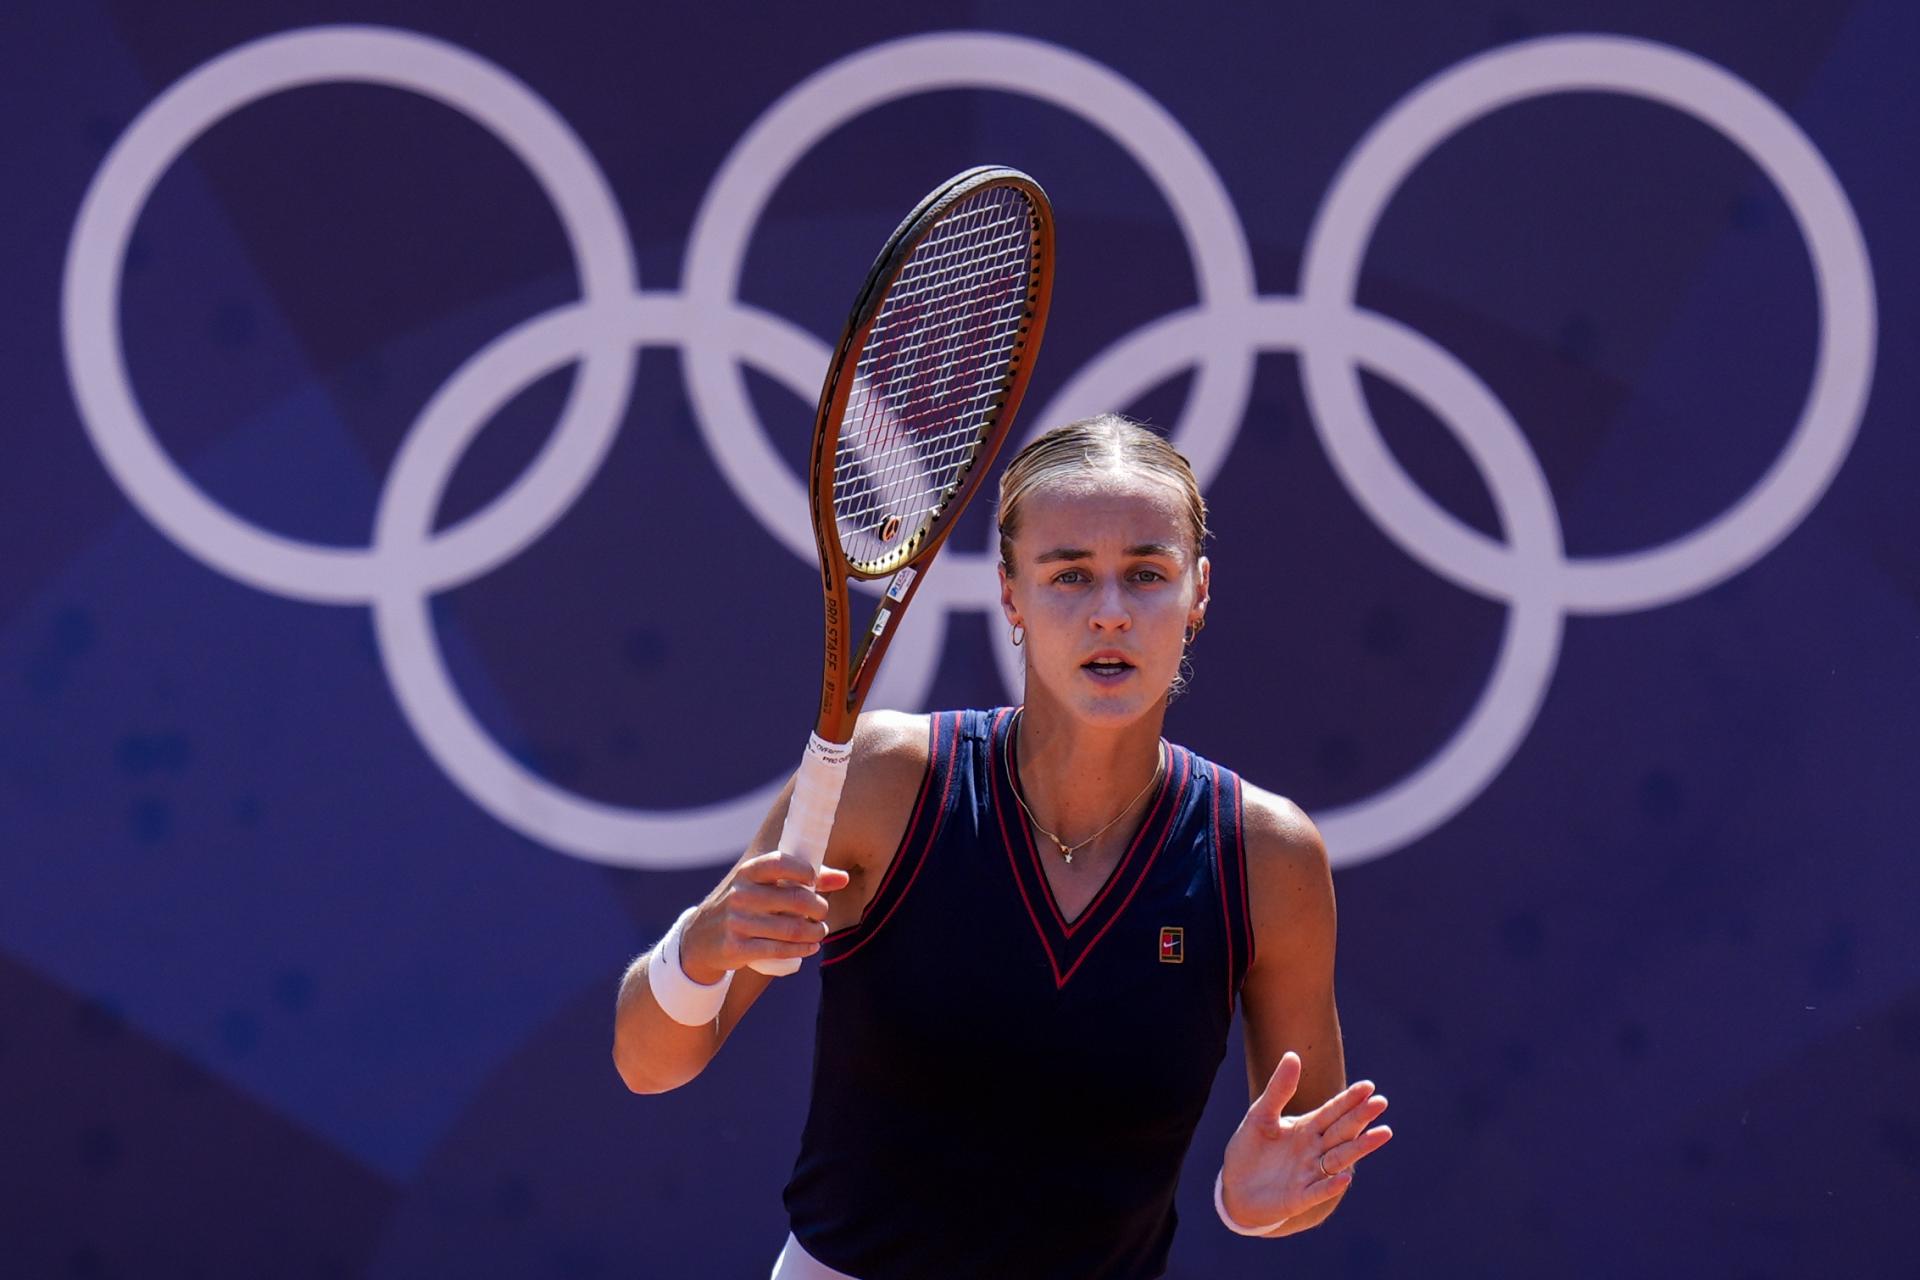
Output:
top-left (1053, 569), bottom-right (1087, 585)
top-left (1132, 568), bottom-right (1165, 583)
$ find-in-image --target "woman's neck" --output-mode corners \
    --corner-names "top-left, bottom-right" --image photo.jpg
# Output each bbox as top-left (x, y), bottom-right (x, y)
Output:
top-left (1011, 689), bottom-right (1167, 841)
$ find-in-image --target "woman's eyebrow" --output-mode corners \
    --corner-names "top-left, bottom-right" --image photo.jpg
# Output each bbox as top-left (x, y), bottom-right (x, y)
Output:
top-left (1033, 543), bottom-right (1179, 563)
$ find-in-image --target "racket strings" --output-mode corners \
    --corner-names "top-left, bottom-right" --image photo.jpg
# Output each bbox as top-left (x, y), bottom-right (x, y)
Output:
top-left (862, 199), bottom-right (1029, 429)
top-left (851, 295), bottom-right (1030, 404)
top-left (835, 185), bottom-right (1036, 570)
top-left (859, 289), bottom-right (1028, 353)
top-left (850, 233), bottom-right (1026, 432)
top-left (836, 337), bottom-right (1020, 552)
top-left (829, 378), bottom-right (1008, 485)
top-left (837, 435), bottom-right (990, 506)
top-left (842, 200), bottom-right (1028, 448)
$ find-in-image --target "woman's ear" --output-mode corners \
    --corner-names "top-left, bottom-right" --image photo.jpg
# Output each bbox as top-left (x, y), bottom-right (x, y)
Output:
top-left (1191, 555), bottom-right (1211, 630)
top-left (998, 559), bottom-right (1020, 629)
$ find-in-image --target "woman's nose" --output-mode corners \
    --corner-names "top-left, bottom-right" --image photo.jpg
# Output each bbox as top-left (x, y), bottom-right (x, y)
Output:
top-left (1088, 577), bottom-right (1131, 630)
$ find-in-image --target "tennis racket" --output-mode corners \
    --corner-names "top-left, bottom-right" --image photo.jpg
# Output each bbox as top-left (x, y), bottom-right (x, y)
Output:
top-left (749, 166), bottom-right (1055, 975)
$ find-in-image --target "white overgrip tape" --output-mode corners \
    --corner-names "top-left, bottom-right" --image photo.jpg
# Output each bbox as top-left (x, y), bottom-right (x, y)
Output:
top-left (748, 733), bottom-right (854, 977)
top-left (780, 732), bottom-right (851, 869)
top-left (805, 732), bottom-right (853, 769)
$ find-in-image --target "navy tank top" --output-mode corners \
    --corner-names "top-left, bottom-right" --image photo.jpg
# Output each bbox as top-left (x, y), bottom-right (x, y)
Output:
top-left (784, 708), bottom-right (1255, 1280)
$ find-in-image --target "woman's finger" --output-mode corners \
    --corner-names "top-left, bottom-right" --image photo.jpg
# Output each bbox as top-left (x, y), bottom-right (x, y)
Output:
top-left (728, 882), bottom-right (834, 921)
top-left (1296, 1167), bottom-right (1355, 1210)
top-left (1321, 1123), bottom-right (1395, 1174)
top-left (1305, 1078), bottom-right (1377, 1135)
top-left (739, 850), bottom-right (824, 887)
top-left (1250, 1051), bottom-right (1303, 1125)
top-left (741, 936), bottom-right (822, 961)
top-left (729, 910), bottom-right (830, 945)
top-left (1319, 1093), bottom-right (1388, 1149)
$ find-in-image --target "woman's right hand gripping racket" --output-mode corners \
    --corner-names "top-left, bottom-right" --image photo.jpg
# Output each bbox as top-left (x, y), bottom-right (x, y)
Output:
top-left (749, 167), bottom-right (1055, 975)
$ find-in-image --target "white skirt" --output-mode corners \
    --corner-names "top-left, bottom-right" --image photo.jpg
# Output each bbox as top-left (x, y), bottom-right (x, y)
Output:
top-left (769, 1232), bottom-right (859, 1280)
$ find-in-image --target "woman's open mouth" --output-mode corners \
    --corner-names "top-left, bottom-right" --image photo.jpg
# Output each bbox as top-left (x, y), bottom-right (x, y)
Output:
top-left (1081, 655), bottom-right (1137, 682)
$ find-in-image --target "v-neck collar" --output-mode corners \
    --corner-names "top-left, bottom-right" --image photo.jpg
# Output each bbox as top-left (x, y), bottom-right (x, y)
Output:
top-left (990, 707), bottom-right (1188, 989)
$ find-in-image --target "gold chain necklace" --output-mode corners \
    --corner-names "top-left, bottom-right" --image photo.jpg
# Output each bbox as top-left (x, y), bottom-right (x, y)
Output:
top-left (1004, 710), bottom-right (1165, 865)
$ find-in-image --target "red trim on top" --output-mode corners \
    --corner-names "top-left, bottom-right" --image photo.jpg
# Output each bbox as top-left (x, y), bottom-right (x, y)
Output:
top-left (1233, 772), bottom-right (1253, 972)
top-left (1005, 717), bottom-right (1176, 937)
top-left (823, 713), bottom-right (939, 943)
top-left (991, 712), bottom-right (1065, 985)
top-left (1053, 748), bottom-right (1192, 988)
top-left (821, 712), bottom-right (953, 967)
top-left (1213, 761), bottom-right (1235, 1019)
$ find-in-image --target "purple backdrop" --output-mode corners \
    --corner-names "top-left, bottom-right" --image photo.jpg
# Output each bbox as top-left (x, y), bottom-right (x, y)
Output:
top-left (4, 1), bottom-right (1916, 1276)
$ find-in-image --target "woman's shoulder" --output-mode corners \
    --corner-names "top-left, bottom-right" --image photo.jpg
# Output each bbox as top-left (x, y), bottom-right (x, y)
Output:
top-left (1220, 776), bottom-right (1335, 955)
top-left (841, 706), bottom-right (1012, 805)
top-left (849, 707), bottom-right (1007, 764)
top-left (830, 710), bottom-right (980, 879)
top-left (1191, 760), bottom-right (1329, 886)
top-left (848, 708), bottom-right (933, 774)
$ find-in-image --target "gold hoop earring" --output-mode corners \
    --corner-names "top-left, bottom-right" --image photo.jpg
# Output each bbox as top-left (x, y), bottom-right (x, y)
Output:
top-left (1011, 622), bottom-right (1025, 647)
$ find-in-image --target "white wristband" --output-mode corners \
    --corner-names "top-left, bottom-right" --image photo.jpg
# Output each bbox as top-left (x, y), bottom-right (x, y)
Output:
top-left (1214, 1169), bottom-right (1291, 1237)
top-left (646, 906), bottom-right (732, 1027)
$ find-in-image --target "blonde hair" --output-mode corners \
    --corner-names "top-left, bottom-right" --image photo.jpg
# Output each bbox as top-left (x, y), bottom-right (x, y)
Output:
top-left (996, 414), bottom-right (1209, 575)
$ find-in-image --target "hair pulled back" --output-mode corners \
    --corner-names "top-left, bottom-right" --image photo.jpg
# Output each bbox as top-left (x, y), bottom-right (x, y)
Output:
top-left (996, 414), bottom-right (1209, 575)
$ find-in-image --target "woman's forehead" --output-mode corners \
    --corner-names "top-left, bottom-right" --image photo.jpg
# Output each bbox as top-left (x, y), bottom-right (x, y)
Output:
top-left (1012, 471), bottom-right (1190, 546)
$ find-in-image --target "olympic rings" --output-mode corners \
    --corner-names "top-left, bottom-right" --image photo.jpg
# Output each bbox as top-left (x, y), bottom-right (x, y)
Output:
top-left (62, 27), bottom-right (1875, 869)
top-left (1298, 35), bottom-right (1876, 615)
top-left (64, 26), bottom-right (638, 603)
top-left (682, 32), bottom-right (1257, 566)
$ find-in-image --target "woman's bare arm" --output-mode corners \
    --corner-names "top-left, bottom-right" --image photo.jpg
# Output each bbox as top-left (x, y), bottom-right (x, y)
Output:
top-left (1219, 788), bottom-right (1391, 1235)
top-left (611, 711), bottom-right (928, 1094)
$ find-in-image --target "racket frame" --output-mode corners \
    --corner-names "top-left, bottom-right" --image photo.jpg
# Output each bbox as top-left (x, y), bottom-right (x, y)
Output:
top-left (805, 165), bottom-right (1056, 747)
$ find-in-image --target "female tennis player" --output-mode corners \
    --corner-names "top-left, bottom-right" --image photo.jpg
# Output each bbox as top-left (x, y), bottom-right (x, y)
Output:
top-left (614, 414), bottom-right (1392, 1279)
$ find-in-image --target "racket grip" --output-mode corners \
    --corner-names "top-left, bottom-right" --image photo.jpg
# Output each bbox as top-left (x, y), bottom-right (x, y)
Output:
top-left (748, 733), bottom-right (852, 976)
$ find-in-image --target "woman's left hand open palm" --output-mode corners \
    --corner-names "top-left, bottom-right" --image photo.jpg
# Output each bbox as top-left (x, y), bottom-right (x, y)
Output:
top-left (1220, 1050), bottom-right (1393, 1229)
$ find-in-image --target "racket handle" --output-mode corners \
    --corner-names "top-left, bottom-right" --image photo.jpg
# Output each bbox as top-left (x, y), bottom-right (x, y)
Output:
top-left (748, 733), bottom-right (852, 976)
